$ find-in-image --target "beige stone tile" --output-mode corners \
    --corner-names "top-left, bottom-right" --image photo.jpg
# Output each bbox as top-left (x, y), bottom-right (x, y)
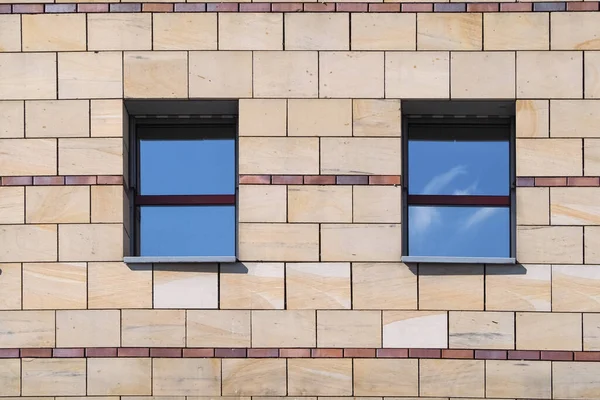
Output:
top-left (187, 310), bottom-right (250, 347)
top-left (239, 99), bottom-right (286, 136)
top-left (56, 310), bottom-right (120, 347)
top-left (517, 187), bottom-right (549, 225)
top-left (420, 359), bottom-right (484, 398)
top-left (153, 359), bottom-right (220, 396)
top-left (0, 264), bottom-right (21, 310)
top-left (516, 138), bottom-right (582, 176)
top-left (354, 359), bottom-right (418, 396)
top-left (23, 14), bottom-right (85, 51)
top-left (587, 226), bottom-right (600, 264)
top-left (59, 224), bottom-right (122, 262)
top-left (0, 187), bottom-right (24, 224)
top-left (124, 51), bottom-right (188, 98)
top-left (253, 51), bottom-right (318, 98)
top-left (584, 313), bottom-right (600, 350)
top-left (385, 51), bottom-right (450, 99)
top-left (352, 263), bottom-right (416, 310)
top-left (320, 52), bottom-right (384, 98)
top-left (0, 53), bottom-right (56, 100)
top-left (554, 362), bottom-right (600, 399)
top-left (449, 311), bottom-right (514, 349)
top-left (91, 100), bottom-right (123, 137)
top-left (189, 51), bottom-right (252, 98)
top-left (586, 138), bottom-right (600, 176)
top-left (484, 13), bottom-right (549, 50)
top-left (288, 186), bottom-right (352, 223)
top-left (239, 185), bottom-right (286, 223)
top-left (486, 360), bottom-right (551, 399)
top-left (552, 13), bottom-right (600, 50)
top-left (59, 138), bottom-right (122, 175)
top-left (252, 310), bottom-right (316, 347)
top-left (287, 263), bottom-right (351, 309)
top-left (288, 99), bottom-right (351, 137)
top-left (517, 51), bottom-right (583, 98)
top-left (223, 359), bottom-right (286, 396)
top-left (417, 13), bottom-right (482, 50)
top-left (0, 359), bottom-right (19, 396)
top-left (26, 186), bottom-right (90, 223)
top-left (516, 100), bottom-right (549, 137)
top-left (153, 13), bottom-right (217, 50)
top-left (585, 51), bottom-right (600, 99)
top-left (553, 265), bottom-right (600, 312)
top-left (0, 15), bottom-right (20, 52)
top-left (87, 358), bottom-right (151, 395)
top-left (153, 264), bottom-right (218, 309)
top-left (383, 311), bottom-right (446, 348)
top-left (22, 359), bottom-right (86, 396)
top-left (321, 137), bottom-right (400, 175)
top-left (451, 52), bottom-right (515, 98)
top-left (353, 186), bottom-right (401, 223)
top-left (321, 224), bottom-right (402, 262)
top-left (285, 13), bottom-right (348, 50)
top-left (88, 13), bottom-right (151, 50)
top-left (419, 264), bottom-right (484, 311)
top-left (122, 310), bottom-right (185, 347)
top-left (91, 186), bottom-right (123, 223)
top-left (238, 223), bottom-right (319, 261)
top-left (553, 100), bottom-right (600, 138)
top-left (219, 13), bottom-right (282, 50)
top-left (486, 264), bottom-right (551, 311)
top-left (0, 138), bottom-right (56, 176)
top-left (351, 14), bottom-right (415, 50)
top-left (517, 226), bottom-right (583, 264)
top-left (551, 187), bottom-right (600, 225)
top-left (317, 310), bottom-right (381, 347)
top-left (23, 263), bottom-right (86, 310)
top-left (58, 52), bottom-right (123, 99)
top-left (0, 101), bottom-right (24, 138)
top-left (221, 263), bottom-right (284, 309)
top-left (517, 312), bottom-right (581, 350)
top-left (240, 137), bottom-right (319, 174)
top-left (288, 359), bottom-right (352, 396)
top-left (352, 99), bottom-right (401, 136)
top-left (0, 310), bottom-right (55, 348)
top-left (88, 262), bottom-right (152, 308)
top-left (26, 100), bottom-right (89, 138)
top-left (0, 225), bottom-right (57, 263)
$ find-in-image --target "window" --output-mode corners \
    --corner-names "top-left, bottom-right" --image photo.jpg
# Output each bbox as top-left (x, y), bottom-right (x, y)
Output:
top-left (401, 101), bottom-right (515, 264)
top-left (124, 107), bottom-right (237, 263)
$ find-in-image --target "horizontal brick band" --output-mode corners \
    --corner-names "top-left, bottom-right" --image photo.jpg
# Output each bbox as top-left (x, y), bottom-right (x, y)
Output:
top-left (3, 347), bottom-right (600, 361)
top-left (517, 177), bottom-right (600, 187)
top-left (0, 175), bottom-right (123, 186)
top-left (240, 174), bottom-right (401, 185)
top-left (1, 1), bottom-right (597, 14)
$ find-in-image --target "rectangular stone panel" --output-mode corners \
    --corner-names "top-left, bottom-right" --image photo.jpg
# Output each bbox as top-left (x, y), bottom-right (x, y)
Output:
top-left (0, 53), bottom-right (56, 100)
top-left (22, 359), bottom-right (86, 396)
top-left (288, 359), bottom-right (352, 396)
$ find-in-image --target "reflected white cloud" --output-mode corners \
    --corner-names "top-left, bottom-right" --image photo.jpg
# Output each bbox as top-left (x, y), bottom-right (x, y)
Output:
top-left (461, 207), bottom-right (499, 231)
top-left (423, 165), bottom-right (467, 194)
top-left (453, 181), bottom-right (478, 196)
top-left (411, 206), bottom-right (440, 234)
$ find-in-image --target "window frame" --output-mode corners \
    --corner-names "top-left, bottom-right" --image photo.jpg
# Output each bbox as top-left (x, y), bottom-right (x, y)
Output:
top-left (401, 115), bottom-right (516, 264)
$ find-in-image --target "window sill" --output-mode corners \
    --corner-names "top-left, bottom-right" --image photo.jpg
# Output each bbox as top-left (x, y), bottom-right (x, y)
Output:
top-left (123, 256), bottom-right (237, 264)
top-left (401, 256), bottom-right (516, 264)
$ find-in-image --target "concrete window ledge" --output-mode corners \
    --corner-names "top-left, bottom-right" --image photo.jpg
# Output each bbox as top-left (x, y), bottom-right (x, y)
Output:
top-left (401, 256), bottom-right (516, 264)
top-left (123, 256), bottom-right (237, 264)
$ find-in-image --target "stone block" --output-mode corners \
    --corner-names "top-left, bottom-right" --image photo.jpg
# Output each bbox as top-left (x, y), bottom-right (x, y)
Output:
top-left (551, 187), bottom-right (600, 225)
top-left (58, 52), bottom-right (123, 99)
top-left (253, 51), bottom-right (318, 98)
top-left (353, 186), bottom-right (401, 223)
top-left (486, 360), bottom-right (551, 399)
top-left (59, 138), bottom-right (122, 175)
top-left (87, 358), bottom-right (151, 395)
top-left (516, 312), bottom-right (582, 350)
top-left (122, 310), bottom-right (185, 347)
top-left (88, 13), bottom-right (151, 50)
top-left (553, 265), bottom-right (600, 312)
top-left (187, 310), bottom-right (250, 347)
top-left (585, 139), bottom-right (600, 176)
top-left (288, 185), bottom-right (352, 223)
top-left (153, 358), bottom-right (221, 396)
top-left (0, 310), bottom-right (55, 348)
top-left (25, 100), bottom-right (89, 137)
top-left (419, 264), bottom-right (484, 311)
top-left (352, 263), bottom-right (416, 310)
top-left (239, 185), bottom-right (287, 222)
top-left (251, 310), bottom-right (316, 347)
top-left (288, 359), bottom-right (352, 396)
top-left (551, 13), bottom-right (600, 50)
top-left (286, 263), bottom-right (351, 309)
top-left (352, 99), bottom-right (401, 136)
top-left (22, 14), bottom-right (86, 51)
top-left (484, 13), bottom-right (549, 50)
top-left (354, 359), bottom-right (418, 396)
top-left (385, 51), bottom-right (450, 99)
top-left (0, 264), bottom-right (21, 310)
top-left (486, 264), bottom-right (551, 311)
top-left (56, 310), bottom-right (120, 347)
top-left (351, 14), bottom-right (415, 50)
top-left (219, 13), bottom-right (282, 50)
top-left (320, 137), bottom-right (400, 175)
top-left (285, 13), bottom-right (348, 50)
top-left (585, 51), bottom-right (600, 99)
top-left (189, 51), bottom-right (252, 98)
top-left (584, 313), bottom-right (600, 350)
top-left (554, 362), bottom-right (600, 399)
top-left (26, 186), bottom-right (90, 223)
top-left (0, 225), bottom-right (57, 263)
top-left (220, 263), bottom-right (284, 309)
top-left (59, 224), bottom-right (122, 262)
top-left (0, 359), bottom-right (19, 396)
top-left (239, 99), bottom-right (286, 136)
top-left (517, 226), bottom-right (583, 264)
top-left (0, 187), bottom-right (24, 224)
top-left (0, 15), bottom-right (20, 52)
top-left (383, 311), bottom-right (447, 348)
top-left (92, 185), bottom-right (123, 223)
top-left (222, 359), bottom-right (286, 395)
top-left (417, 13), bottom-right (482, 50)
top-left (517, 187), bottom-right (549, 225)
top-left (0, 138), bottom-right (56, 176)
top-left (0, 101), bottom-right (24, 138)
top-left (420, 359), bottom-right (484, 398)
top-left (238, 223), bottom-right (319, 261)
top-left (551, 100), bottom-right (600, 137)
top-left (23, 263), bottom-right (87, 309)
top-left (451, 52), bottom-right (516, 98)
top-left (321, 224), bottom-right (402, 262)
top-left (517, 51), bottom-right (583, 98)
top-left (288, 99), bottom-right (351, 137)
top-left (0, 53), bottom-right (56, 100)
top-left (516, 138), bottom-right (582, 176)
top-left (586, 226), bottom-right (600, 264)
top-left (88, 262), bottom-right (152, 308)
top-left (153, 13), bottom-right (217, 50)
top-left (154, 264), bottom-right (218, 309)
top-left (319, 52), bottom-right (384, 98)
top-left (240, 137), bottom-right (319, 174)
top-left (22, 359), bottom-right (86, 396)
top-left (124, 51), bottom-right (187, 98)
top-left (317, 310), bottom-right (381, 348)
top-left (449, 311), bottom-right (514, 349)
top-left (91, 100), bottom-right (123, 138)
top-left (516, 100), bottom-right (549, 138)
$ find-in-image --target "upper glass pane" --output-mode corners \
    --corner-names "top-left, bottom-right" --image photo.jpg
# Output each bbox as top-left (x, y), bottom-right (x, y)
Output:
top-left (408, 205), bottom-right (510, 258)
top-left (140, 138), bottom-right (235, 195)
top-left (140, 205), bottom-right (235, 257)
top-left (408, 140), bottom-right (509, 196)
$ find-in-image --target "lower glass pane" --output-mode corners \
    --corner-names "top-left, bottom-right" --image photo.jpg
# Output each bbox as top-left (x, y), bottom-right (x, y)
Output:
top-left (140, 205), bottom-right (235, 257)
top-left (408, 206), bottom-right (510, 258)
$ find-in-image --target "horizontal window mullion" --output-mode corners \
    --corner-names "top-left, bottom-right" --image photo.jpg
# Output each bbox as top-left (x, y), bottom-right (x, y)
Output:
top-left (407, 195), bottom-right (510, 207)
top-left (135, 194), bottom-right (236, 206)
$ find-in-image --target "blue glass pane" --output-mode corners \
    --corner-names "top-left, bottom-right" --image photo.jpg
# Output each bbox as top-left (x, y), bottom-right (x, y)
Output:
top-left (408, 206), bottom-right (510, 257)
top-left (140, 139), bottom-right (235, 195)
top-left (140, 206), bottom-right (235, 257)
top-left (408, 141), bottom-right (509, 195)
